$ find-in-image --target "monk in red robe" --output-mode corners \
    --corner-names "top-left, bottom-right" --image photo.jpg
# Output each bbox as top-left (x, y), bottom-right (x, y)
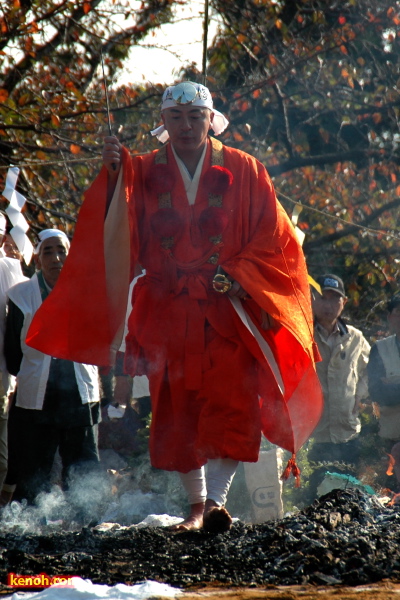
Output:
top-left (27, 81), bottom-right (323, 532)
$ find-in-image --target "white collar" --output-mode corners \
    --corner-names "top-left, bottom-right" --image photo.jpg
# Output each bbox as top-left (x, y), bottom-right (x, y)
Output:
top-left (171, 144), bottom-right (207, 205)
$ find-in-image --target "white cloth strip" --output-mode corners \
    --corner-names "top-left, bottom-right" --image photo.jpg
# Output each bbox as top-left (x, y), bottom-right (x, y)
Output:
top-left (178, 468), bottom-right (207, 505)
top-left (206, 458), bottom-right (239, 506)
top-left (229, 296), bottom-right (285, 395)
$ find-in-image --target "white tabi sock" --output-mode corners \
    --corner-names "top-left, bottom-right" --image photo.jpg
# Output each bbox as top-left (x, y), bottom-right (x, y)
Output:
top-left (206, 458), bottom-right (239, 506)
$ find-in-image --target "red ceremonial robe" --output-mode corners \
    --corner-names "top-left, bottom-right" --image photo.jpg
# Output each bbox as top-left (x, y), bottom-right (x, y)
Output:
top-left (27, 137), bottom-right (323, 477)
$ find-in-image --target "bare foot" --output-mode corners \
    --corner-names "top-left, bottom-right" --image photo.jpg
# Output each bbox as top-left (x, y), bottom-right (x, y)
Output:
top-left (167, 502), bottom-right (205, 532)
top-left (203, 499), bottom-right (232, 533)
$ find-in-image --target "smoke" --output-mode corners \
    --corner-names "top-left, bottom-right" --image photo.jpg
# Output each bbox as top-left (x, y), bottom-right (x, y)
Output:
top-left (0, 453), bottom-right (188, 535)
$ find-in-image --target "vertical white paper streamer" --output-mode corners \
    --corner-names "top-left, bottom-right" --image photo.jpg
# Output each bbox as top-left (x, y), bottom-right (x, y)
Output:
top-left (1, 166), bottom-right (33, 264)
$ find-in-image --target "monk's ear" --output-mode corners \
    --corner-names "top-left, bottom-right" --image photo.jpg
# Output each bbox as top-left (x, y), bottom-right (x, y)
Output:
top-left (209, 111), bottom-right (215, 129)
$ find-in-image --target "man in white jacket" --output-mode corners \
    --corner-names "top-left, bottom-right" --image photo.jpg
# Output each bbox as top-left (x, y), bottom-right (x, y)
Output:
top-left (3, 229), bottom-right (100, 504)
top-left (308, 274), bottom-right (370, 497)
top-left (0, 212), bottom-right (27, 503)
top-left (368, 294), bottom-right (400, 489)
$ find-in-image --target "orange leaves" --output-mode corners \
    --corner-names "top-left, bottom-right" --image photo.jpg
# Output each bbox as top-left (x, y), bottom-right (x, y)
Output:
top-left (340, 45), bottom-right (348, 55)
top-left (237, 34), bottom-right (247, 44)
top-left (302, 166), bottom-right (315, 183)
top-left (37, 212), bottom-right (47, 225)
top-left (341, 68), bottom-right (354, 88)
top-left (70, 144), bottom-right (81, 155)
top-left (83, 1), bottom-right (91, 14)
top-left (0, 18), bottom-right (8, 34)
top-left (18, 94), bottom-right (30, 106)
top-left (372, 113), bottom-right (382, 125)
top-left (232, 132), bottom-right (244, 142)
top-left (51, 114), bottom-right (61, 128)
top-left (24, 36), bottom-right (34, 54)
top-left (0, 89), bottom-right (9, 102)
top-left (27, 21), bottom-right (39, 34)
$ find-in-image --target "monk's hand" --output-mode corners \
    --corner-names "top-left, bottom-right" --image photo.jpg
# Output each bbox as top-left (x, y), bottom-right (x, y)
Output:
top-left (227, 280), bottom-right (248, 299)
top-left (102, 135), bottom-right (122, 177)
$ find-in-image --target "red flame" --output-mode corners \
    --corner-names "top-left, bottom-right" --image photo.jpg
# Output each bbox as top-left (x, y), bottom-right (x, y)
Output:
top-left (386, 452), bottom-right (395, 477)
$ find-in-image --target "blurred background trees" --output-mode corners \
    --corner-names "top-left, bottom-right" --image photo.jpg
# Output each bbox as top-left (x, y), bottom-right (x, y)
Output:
top-left (1, 0), bottom-right (399, 333)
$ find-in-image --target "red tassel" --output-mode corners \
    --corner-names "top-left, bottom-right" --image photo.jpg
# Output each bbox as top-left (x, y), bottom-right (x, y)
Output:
top-left (281, 453), bottom-right (301, 488)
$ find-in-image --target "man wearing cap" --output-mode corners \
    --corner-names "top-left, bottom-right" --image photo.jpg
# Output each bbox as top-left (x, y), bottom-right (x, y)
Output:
top-left (0, 211), bottom-right (27, 503)
top-left (26, 81), bottom-right (323, 530)
top-left (367, 294), bottom-right (400, 488)
top-left (308, 274), bottom-right (370, 496)
top-left (2, 229), bottom-right (100, 504)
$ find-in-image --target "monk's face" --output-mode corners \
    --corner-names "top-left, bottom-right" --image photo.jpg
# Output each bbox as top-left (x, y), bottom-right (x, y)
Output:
top-left (161, 105), bottom-right (214, 157)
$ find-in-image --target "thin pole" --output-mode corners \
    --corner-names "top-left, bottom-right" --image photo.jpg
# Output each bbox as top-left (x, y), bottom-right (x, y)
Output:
top-left (202, 0), bottom-right (209, 85)
top-left (100, 48), bottom-right (113, 136)
top-left (100, 48), bottom-right (116, 170)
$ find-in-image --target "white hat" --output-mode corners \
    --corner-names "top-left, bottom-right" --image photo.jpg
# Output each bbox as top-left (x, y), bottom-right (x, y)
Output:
top-left (34, 229), bottom-right (70, 254)
top-left (150, 81), bottom-right (229, 143)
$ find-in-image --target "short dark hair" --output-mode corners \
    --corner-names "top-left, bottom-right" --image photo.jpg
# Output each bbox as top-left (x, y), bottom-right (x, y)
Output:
top-left (388, 294), bottom-right (400, 313)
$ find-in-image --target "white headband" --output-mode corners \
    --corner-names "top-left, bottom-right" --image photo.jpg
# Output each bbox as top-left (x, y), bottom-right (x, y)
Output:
top-left (34, 229), bottom-right (70, 254)
top-left (150, 81), bottom-right (229, 143)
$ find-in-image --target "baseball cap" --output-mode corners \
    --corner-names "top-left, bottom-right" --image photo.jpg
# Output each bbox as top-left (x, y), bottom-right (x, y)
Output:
top-left (316, 274), bottom-right (346, 297)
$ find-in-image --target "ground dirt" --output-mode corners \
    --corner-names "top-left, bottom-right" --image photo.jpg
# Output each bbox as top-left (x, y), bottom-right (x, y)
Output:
top-left (180, 582), bottom-right (400, 599)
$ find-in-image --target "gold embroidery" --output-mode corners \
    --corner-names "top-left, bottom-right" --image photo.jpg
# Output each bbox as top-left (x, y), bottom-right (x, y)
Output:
top-left (158, 193), bottom-right (171, 208)
top-left (155, 144), bottom-right (168, 165)
top-left (208, 253), bottom-right (219, 265)
top-left (153, 137), bottom-right (226, 263)
top-left (207, 137), bottom-right (224, 261)
top-left (208, 194), bottom-right (222, 208)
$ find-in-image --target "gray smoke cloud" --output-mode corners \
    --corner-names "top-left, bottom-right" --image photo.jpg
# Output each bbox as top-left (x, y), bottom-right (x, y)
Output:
top-left (0, 452), bottom-right (187, 535)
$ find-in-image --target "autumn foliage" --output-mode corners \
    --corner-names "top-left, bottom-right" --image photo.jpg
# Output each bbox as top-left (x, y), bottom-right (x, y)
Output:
top-left (0, 0), bottom-right (399, 332)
